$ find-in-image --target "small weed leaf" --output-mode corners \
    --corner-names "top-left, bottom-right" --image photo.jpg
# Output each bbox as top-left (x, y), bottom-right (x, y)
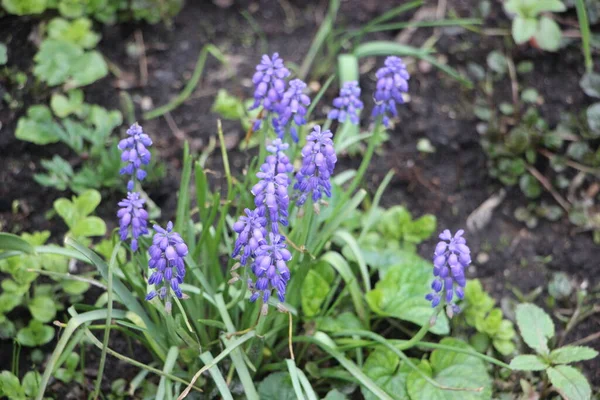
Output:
top-left (362, 348), bottom-right (412, 400)
top-left (547, 365), bottom-right (592, 400)
top-left (509, 355), bottom-right (548, 371)
top-left (549, 346), bottom-right (598, 365)
top-left (515, 303), bottom-right (554, 354)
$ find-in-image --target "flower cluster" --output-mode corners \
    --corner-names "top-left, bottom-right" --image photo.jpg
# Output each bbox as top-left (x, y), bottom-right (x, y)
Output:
top-left (294, 125), bottom-right (337, 207)
top-left (146, 222), bottom-right (188, 311)
top-left (274, 79), bottom-right (311, 142)
top-left (248, 233), bottom-right (291, 305)
top-left (117, 192), bottom-right (148, 252)
top-left (116, 123), bottom-right (152, 251)
top-left (250, 53), bottom-right (290, 112)
top-left (118, 123), bottom-right (153, 191)
top-left (426, 229), bottom-right (471, 313)
top-left (372, 56), bottom-right (410, 127)
top-left (232, 208), bottom-right (267, 267)
top-left (328, 81), bottom-right (364, 125)
top-left (252, 156), bottom-right (290, 234)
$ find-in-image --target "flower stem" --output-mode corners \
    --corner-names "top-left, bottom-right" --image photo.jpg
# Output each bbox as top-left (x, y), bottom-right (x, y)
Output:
top-left (346, 118), bottom-right (382, 195)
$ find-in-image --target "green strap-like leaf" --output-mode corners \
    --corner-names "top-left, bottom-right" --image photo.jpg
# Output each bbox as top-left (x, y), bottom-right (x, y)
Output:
top-left (0, 233), bottom-right (35, 254)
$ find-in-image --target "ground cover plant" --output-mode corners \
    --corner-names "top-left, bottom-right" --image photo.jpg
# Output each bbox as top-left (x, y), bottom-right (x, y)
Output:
top-left (0, 0), bottom-right (599, 399)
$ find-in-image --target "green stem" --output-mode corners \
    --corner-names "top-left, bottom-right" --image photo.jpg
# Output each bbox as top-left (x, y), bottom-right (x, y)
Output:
top-left (91, 242), bottom-right (121, 399)
top-left (414, 341), bottom-right (511, 370)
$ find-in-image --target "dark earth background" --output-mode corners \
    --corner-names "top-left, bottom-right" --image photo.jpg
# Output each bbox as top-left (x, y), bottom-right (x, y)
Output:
top-left (0, 0), bottom-right (599, 396)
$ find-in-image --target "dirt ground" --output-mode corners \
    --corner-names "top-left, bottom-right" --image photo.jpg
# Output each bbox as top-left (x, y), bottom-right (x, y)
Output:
top-left (0, 0), bottom-right (598, 395)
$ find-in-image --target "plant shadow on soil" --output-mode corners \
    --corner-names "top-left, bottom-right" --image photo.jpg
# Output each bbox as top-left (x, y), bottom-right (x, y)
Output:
top-left (0, 0), bottom-right (598, 396)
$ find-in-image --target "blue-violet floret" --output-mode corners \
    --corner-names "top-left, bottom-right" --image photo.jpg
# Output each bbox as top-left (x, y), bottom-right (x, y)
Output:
top-left (248, 233), bottom-right (292, 304)
top-left (294, 125), bottom-right (337, 206)
top-left (232, 208), bottom-right (267, 267)
top-left (426, 229), bottom-right (471, 312)
top-left (118, 123), bottom-right (153, 191)
top-left (146, 222), bottom-right (188, 311)
top-left (274, 78), bottom-right (311, 142)
top-left (252, 157), bottom-right (290, 234)
top-left (250, 53), bottom-right (290, 112)
top-left (372, 56), bottom-right (410, 127)
top-left (328, 81), bottom-right (364, 125)
top-left (117, 192), bottom-right (148, 252)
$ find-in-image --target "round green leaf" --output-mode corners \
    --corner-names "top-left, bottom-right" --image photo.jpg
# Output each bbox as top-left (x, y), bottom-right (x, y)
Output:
top-left (301, 269), bottom-right (331, 317)
top-left (258, 372), bottom-right (296, 400)
top-left (16, 320), bottom-right (54, 347)
top-left (361, 348), bottom-right (412, 400)
top-left (534, 17), bottom-right (562, 52)
top-left (22, 371), bottom-right (41, 398)
top-left (513, 17), bottom-right (537, 44)
top-left (407, 338), bottom-right (492, 400)
top-left (580, 73), bottom-right (600, 99)
top-left (28, 296), bottom-right (57, 323)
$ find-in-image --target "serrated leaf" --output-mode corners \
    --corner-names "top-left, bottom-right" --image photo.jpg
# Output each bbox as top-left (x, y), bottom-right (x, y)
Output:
top-left (407, 338), bottom-right (492, 400)
top-left (365, 260), bottom-right (450, 335)
top-left (515, 303), bottom-right (555, 354)
top-left (361, 348), bottom-right (411, 400)
top-left (69, 50), bottom-right (108, 87)
top-left (33, 39), bottom-right (83, 86)
top-left (550, 346), bottom-right (598, 365)
top-left (1, 0), bottom-right (47, 15)
top-left (15, 105), bottom-right (64, 145)
top-left (47, 17), bottom-right (100, 49)
top-left (547, 365), bottom-right (592, 400)
top-left (509, 355), bottom-right (549, 371)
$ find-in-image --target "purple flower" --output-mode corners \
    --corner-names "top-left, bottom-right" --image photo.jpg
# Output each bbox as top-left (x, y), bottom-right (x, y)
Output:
top-left (294, 125), bottom-right (337, 206)
top-left (248, 233), bottom-right (292, 304)
top-left (267, 138), bottom-right (294, 178)
top-left (146, 222), bottom-right (188, 309)
top-left (118, 123), bottom-right (153, 191)
top-left (426, 229), bottom-right (471, 312)
top-left (250, 53), bottom-right (290, 112)
top-left (328, 81), bottom-right (364, 125)
top-left (372, 56), bottom-right (410, 127)
top-left (232, 208), bottom-right (267, 266)
top-left (252, 156), bottom-right (290, 234)
top-left (274, 79), bottom-right (311, 142)
top-left (117, 192), bottom-right (148, 251)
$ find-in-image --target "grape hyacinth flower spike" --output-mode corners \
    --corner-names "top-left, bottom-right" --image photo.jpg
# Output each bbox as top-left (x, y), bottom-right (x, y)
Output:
top-left (294, 125), bottom-right (337, 209)
top-left (274, 78), bottom-right (311, 142)
top-left (146, 222), bottom-right (188, 312)
top-left (250, 53), bottom-right (290, 129)
top-left (118, 123), bottom-right (153, 191)
top-left (372, 56), bottom-right (410, 127)
top-left (247, 233), bottom-right (292, 313)
top-left (328, 81), bottom-right (364, 125)
top-left (117, 192), bottom-right (148, 251)
top-left (426, 229), bottom-right (471, 315)
top-left (252, 154), bottom-right (290, 234)
top-left (232, 208), bottom-right (267, 267)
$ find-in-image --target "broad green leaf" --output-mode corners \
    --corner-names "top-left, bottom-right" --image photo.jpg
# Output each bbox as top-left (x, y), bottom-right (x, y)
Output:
top-left (33, 39), bottom-right (83, 86)
top-left (28, 296), bottom-right (57, 323)
top-left (515, 303), bottom-right (554, 354)
top-left (50, 90), bottom-right (85, 118)
top-left (301, 269), bottom-right (330, 317)
top-left (88, 105), bottom-right (122, 144)
top-left (69, 51), bottom-right (108, 87)
top-left (550, 346), bottom-right (598, 365)
top-left (0, 292), bottom-right (22, 315)
top-left (509, 355), bottom-right (549, 371)
top-left (534, 17), bottom-right (562, 52)
top-left (15, 105), bottom-right (64, 145)
top-left (211, 89), bottom-right (246, 120)
top-left (316, 312), bottom-right (363, 333)
top-left (47, 18), bottom-right (100, 49)
top-left (586, 103), bottom-right (600, 136)
top-left (1, 0), bottom-right (47, 15)
top-left (407, 338), bottom-right (492, 400)
top-left (54, 198), bottom-right (78, 229)
top-left (361, 348), bottom-right (411, 400)
top-left (74, 189), bottom-right (102, 216)
top-left (16, 320), bottom-right (54, 347)
top-left (61, 279), bottom-right (90, 295)
top-left (492, 338), bottom-right (515, 356)
top-left (365, 260), bottom-right (449, 335)
top-left (530, 0), bottom-right (567, 15)
top-left (379, 206), bottom-right (412, 240)
top-left (0, 232), bottom-right (35, 254)
top-left (403, 215), bottom-right (436, 244)
top-left (71, 216), bottom-right (107, 238)
top-left (21, 371), bottom-right (41, 397)
top-left (521, 88), bottom-right (539, 104)
top-left (258, 372), bottom-right (296, 400)
top-left (513, 17), bottom-right (537, 43)
top-left (487, 51), bottom-right (507, 74)
top-left (0, 371), bottom-right (24, 399)
top-left (519, 174), bottom-right (542, 198)
top-left (547, 365), bottom-right (591, 400)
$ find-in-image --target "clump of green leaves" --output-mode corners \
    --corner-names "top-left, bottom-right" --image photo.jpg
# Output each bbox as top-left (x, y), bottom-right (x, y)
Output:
top-left (33, 17), bottom-right (107, 87)
top-left (505, 0), bottom-right (566, 51)
top-left (0, 370), bottom-right (41, 400)
top-left (458, 280), bottom-right (516, 356)
top-left (510, 303), bottom-right (597, 399)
